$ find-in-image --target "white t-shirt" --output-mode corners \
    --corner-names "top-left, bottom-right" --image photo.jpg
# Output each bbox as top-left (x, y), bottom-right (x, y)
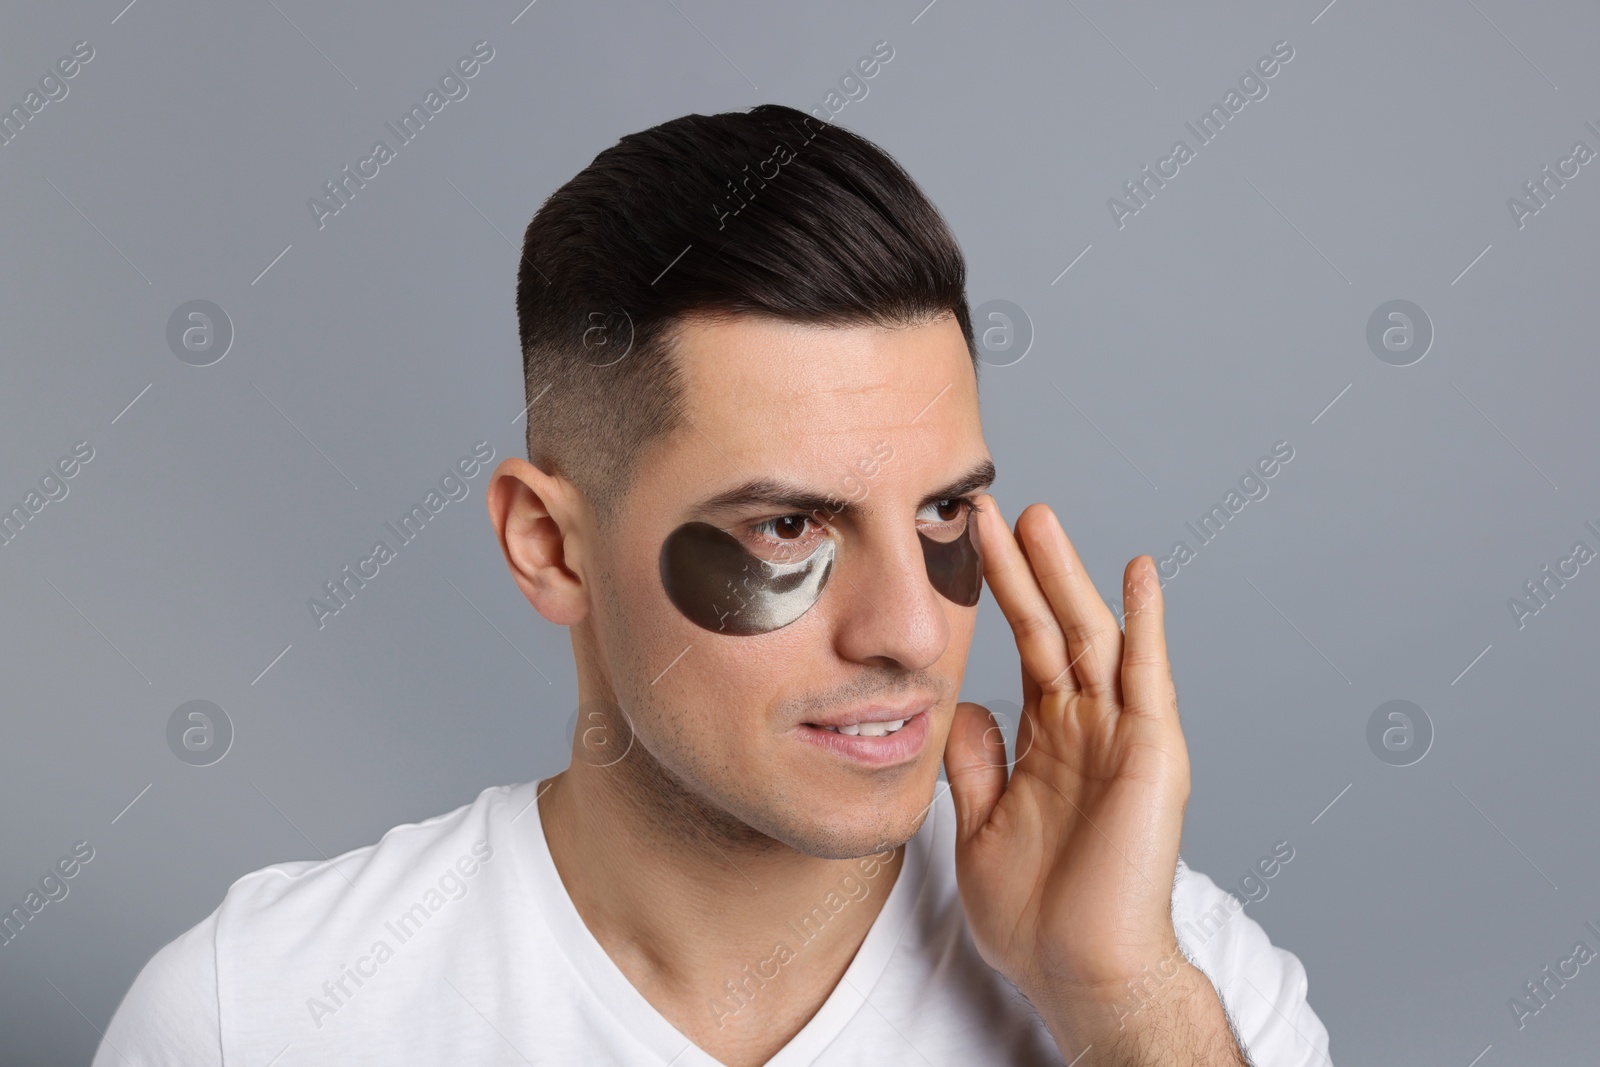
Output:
top-left (95, 780), bottom-right (1332, 1065)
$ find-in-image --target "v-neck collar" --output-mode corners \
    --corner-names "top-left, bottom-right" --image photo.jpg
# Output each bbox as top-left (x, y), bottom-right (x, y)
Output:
top-left (508, 778), bottom-right (938, 1066)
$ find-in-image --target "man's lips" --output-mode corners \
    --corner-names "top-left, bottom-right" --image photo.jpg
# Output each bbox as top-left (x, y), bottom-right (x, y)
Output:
top-left (800, 696), bottom-right (938, 731)
top-left (795, 710), bottom-right (931, 765)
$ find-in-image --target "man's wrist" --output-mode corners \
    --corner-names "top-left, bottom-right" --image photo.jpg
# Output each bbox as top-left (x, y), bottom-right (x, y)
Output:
top-left (1022, 950), bottom-right (1251, 1067)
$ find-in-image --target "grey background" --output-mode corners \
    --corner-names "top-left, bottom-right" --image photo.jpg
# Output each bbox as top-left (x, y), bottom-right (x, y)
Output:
top-left (2, 0), bottom-right (1596, 1063)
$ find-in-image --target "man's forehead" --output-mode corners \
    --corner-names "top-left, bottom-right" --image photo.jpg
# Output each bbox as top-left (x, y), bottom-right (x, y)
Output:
top-left (672, 312), bottom-right (978, 434)
top-left (634, 312), bottom-right (986, 516)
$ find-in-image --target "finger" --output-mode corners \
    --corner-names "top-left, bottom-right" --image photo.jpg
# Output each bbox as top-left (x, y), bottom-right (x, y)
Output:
top-left (1120, 556), bottom-right (1178, 727)
top-left (942, 701), bottom-right (1008, 845)
top-left (972, 494), bottom-right (1078, 696)
top-left (1013, 664), bottom-right (1041, 764)
top-left (1014, 504), bottom-right (1123, 701)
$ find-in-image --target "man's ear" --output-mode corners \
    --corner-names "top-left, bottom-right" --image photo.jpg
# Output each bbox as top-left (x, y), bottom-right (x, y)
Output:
top-left (486, 457), bottom-right (591, 626)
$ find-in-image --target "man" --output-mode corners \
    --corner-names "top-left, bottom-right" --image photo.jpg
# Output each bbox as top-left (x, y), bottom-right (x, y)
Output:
top-left (96, 104), bottom-right (1330, 1065)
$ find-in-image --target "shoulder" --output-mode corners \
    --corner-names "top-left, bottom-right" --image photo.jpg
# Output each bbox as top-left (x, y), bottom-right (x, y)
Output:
top-left (1172, 858), bottom-right (1333, 1066)
top-left (214, 781), bottom-right (518, 926)
top-left (95, 782), bottom-right (532, 1064)
top-left (94, 906), bottom-right (222, 1066)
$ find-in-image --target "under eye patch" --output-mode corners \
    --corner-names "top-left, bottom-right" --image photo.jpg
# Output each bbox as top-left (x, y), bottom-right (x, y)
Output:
top-left (659, 517), bottom-right (982, 636)
top-left (659, 522), bottom-right (837, 636)
top-left (920, 517), bottom-right (982, 607)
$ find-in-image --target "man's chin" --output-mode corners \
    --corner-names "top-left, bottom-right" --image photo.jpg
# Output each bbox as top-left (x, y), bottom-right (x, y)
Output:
top-left (766, 791), bottom-right (932, 861)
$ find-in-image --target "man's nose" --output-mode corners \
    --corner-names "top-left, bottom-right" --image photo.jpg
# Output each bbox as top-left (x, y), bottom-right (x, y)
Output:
top-left (826, 528), bottom-right (952, 671)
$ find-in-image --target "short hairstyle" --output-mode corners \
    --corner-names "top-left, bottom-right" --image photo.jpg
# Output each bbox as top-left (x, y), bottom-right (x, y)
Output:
top-left (515, 103), bottom-right (976, 529)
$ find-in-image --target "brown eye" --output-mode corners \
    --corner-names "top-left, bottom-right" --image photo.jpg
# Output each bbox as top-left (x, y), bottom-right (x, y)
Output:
top-left (748, 514), bottom-right (820, 552)
top-left (772, 516), bottom-right (808, 539)
top-left (915, 498), bottom-right (971, 545)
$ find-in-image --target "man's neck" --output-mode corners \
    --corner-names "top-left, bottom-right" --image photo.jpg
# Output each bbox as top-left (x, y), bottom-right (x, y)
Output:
top-left (536, 760), bottom-right (907, 1066)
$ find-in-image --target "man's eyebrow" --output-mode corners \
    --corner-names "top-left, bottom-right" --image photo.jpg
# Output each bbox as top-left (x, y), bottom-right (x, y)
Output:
top-left (691, 458), bottom-right (997, 521)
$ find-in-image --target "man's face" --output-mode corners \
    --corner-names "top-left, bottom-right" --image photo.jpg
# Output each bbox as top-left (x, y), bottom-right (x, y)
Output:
top-left (589, 311), bottom-right (991, 859)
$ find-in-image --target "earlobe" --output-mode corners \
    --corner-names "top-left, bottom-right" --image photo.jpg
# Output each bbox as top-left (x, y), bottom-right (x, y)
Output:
top-left (487, 457), bottom-right (590, 626)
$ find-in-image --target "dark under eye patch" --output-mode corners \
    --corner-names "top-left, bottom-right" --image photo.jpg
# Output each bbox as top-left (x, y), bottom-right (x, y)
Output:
top-left (658, 516), bottom-right (982, 636)
top-left (921, 517), bottom-right (983, 607)
top-left (659, 522), bottom-right (836, 636)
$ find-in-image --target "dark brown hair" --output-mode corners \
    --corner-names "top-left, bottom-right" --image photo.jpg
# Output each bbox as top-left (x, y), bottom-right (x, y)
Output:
top-left (515, 103), bottom-right (975, 528)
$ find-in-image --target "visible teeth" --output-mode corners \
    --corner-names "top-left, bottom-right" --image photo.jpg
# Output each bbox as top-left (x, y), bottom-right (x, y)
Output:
top-left (824, 718), bottom-right (907, 737)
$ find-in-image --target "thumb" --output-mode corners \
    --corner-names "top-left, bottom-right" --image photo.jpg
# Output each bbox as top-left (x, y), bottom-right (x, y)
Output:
top-left (942, 701), bottom-right (1008, 846)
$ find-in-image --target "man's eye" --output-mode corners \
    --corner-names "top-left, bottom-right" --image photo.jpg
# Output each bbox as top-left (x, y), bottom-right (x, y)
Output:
top-left (918, 498), bottom-right (970, 525)
top-left (915, 498), bottom-right (978, 544)
top-left (747, 516), bottom-right (828, 561)
top-left (747, 498), bottom-right (972, 553)
top-left (752, 515), bottom-right (815, 541)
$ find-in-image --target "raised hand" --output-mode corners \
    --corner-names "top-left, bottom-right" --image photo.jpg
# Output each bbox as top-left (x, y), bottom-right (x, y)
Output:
top-left (943, 495), bottom-right (1245, 1064)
